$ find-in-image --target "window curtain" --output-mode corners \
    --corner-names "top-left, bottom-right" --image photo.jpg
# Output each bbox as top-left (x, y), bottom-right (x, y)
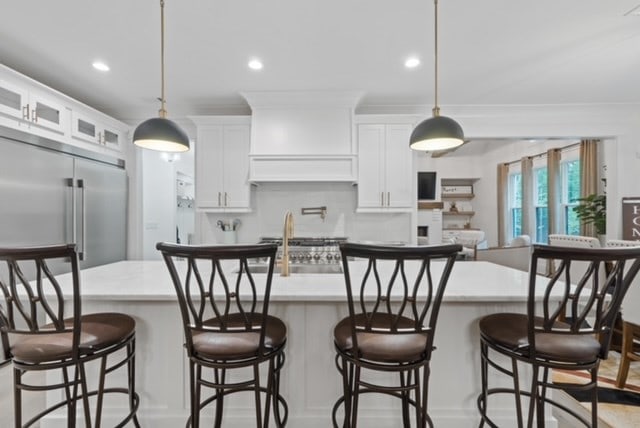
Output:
top-left (579, 139), bottom-right (599, 237)
top-left (521, 156), bottom-right (535, 240)
top-left (497, 163), bottom-right (509, 246)
top-left (547, 148), bottom-right (562, 236)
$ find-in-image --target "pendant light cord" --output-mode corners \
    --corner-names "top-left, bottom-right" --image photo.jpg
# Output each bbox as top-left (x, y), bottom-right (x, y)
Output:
top-left (159, 0), bottom-right (167, 118)
top-left (432, 0), bottom-right (440, 117)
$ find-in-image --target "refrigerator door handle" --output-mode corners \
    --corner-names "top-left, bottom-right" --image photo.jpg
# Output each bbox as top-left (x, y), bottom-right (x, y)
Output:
top-left (77, 179), bottom-right (86, 261)
top-left (66, 178), bottom-right (76, 245)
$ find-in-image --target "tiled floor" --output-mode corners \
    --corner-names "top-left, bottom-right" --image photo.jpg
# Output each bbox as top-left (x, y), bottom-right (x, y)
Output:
top-left (553, 351), bottom-right (640, 428)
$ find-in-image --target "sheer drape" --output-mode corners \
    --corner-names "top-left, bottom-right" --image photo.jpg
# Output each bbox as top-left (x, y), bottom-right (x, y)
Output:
top-left (497, 163), bottom-right (509, 246)
top-left (580, 139), bottom-right (599, 237)
top-left (547, 148), bottom-right (562, 236)
top-left (521, 157), bottom-right (535, 240)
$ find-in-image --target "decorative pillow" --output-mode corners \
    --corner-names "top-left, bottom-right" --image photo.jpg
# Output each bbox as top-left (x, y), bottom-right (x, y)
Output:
top-left (510, 235), bottom-right (531, 247)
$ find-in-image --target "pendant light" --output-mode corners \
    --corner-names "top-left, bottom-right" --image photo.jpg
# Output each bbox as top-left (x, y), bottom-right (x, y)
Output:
top-left (133, 0), bottom-right (190, 152)
top-left (410, 0), bottom-right (464, 151)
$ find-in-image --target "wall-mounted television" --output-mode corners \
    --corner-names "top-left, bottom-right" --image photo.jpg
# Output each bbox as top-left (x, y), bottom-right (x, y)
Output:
top-left (417, 172), bottom-right (437, 200)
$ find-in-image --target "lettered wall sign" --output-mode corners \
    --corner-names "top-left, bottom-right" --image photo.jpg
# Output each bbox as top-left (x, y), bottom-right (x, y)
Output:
top-left (622, 197), bottom-right (640, 241)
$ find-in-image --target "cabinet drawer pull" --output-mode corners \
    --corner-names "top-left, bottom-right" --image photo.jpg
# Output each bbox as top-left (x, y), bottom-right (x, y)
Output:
top-left (387, 192), bottom-right (390, 206)
top-left (22, 104), bottom-right (30, 120)
top-left (225, 192), bottom-right (228, 206)
top-left (381, 192), bottom-right (384, 207)
top-left (218, 192), bottom-right (221, 206)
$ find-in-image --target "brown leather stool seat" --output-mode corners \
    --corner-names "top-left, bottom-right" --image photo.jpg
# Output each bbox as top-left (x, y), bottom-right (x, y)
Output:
top-left (0, 244), bottom-right (140, 427)
top-left (477, 245), bottom-right (640, 428)
top-left (11, 313), bottom-right (136, 363)
top-left (194, 314), bottom-right (287, 360)
top-left (334, 313), bottom-right (428, 363)
top-left (479, 313), bottom-right (602, 363)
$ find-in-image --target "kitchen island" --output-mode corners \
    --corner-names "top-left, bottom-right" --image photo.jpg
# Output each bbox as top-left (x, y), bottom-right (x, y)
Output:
top-left (0, 260), bottom-right (553, 428)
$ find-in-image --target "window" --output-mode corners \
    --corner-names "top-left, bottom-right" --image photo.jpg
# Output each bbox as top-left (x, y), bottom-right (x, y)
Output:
top-left (503, 145), bottom-right (582, 244)
top-left (534, 167), bottom-right (548, 243)
top-left (509, 172), bottom-right (522, 240)
top-left (562, 159), bottom-right (581, 234)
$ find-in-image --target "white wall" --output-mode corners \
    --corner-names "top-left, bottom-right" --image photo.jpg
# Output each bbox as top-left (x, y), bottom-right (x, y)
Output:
top-left (126, 118), bottom-right (195, 259)
top-left (141, 150), bottom-right (177, 259)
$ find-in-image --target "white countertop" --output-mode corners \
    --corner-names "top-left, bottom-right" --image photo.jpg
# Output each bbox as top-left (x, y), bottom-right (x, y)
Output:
top-left (55, 260), bottom-right (536, 303)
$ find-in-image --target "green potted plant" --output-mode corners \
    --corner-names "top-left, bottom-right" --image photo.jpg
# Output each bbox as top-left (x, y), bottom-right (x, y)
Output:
top-left (573, 194), bottom-right (606, 235)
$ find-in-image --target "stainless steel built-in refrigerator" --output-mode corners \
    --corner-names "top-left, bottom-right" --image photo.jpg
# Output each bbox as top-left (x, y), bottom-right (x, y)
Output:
top-left (0, 126), bottom-right (127, 272)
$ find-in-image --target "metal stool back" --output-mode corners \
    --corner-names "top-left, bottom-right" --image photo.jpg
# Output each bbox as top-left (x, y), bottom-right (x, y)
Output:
top-left (157, 242), bottom-right (288, 428)
top-left (332, 242), bottom-right (461, 428)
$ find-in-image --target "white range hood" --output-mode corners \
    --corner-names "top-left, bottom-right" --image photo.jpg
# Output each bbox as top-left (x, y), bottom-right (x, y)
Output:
top-left (241, 91), bottom-right (362, 182)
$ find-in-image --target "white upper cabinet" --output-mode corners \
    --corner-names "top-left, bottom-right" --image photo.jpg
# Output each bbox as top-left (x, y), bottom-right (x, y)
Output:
top-left (357, 122), bottom-right (414, 212)
top-left (0, 65), bottom-right (128, 154)
top-left (0, 78), bottom-right (67, 136)
top-left (193, 117), bottom-right (251, 212)
top-left (71, 109), bottom-right (126, 151)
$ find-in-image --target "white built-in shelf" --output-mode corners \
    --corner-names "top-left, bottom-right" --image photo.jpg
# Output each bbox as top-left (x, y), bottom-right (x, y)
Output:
top-left (443, 211), bottom-right (475, 216)
top-left (418, 201), bottom-right (444, 210)
top-left (441, 193), bottom-right (474, 199)
top-left (443, 228), bottom-right (481, 231)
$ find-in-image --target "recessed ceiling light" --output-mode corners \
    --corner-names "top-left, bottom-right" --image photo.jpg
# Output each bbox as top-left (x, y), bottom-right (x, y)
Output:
top-left (248, 59), bottom-right (263, 70)
top-left (405, 57), bottom-right (420, 69)
top-left (92, 61), bottom-right (110, 72)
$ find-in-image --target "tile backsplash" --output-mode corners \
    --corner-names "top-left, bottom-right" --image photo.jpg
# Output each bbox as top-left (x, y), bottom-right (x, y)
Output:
top-left (198, 182), bottom-right (411, 244)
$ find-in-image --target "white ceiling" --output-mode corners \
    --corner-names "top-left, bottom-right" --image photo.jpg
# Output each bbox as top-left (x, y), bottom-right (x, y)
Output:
top-left (1, 0), bottom-right (639, 123)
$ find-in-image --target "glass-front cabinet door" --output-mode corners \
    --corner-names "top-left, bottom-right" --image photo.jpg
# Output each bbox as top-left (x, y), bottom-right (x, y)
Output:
top-left (72, 110), bottom-right (124, 151)
top-left (0, 79), bottom-right (29, 121)
top-left (0, 79), bottom-right (66, 135)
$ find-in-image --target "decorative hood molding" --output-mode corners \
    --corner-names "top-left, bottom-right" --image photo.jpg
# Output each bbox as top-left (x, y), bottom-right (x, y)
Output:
top-left (241, 91), bottom-right (362, 182)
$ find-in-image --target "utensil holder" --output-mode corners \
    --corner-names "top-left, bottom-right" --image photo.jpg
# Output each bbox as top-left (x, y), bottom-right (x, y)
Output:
top-left (222, 230), bottom-right (237, 244)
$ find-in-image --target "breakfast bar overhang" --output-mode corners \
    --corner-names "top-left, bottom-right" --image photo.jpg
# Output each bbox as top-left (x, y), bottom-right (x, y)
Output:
top-left (0, 260), bottom-right (557, 428)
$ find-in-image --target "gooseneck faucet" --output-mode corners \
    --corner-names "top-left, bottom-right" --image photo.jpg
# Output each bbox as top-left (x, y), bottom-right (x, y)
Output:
top-left (281, 211), bottom-right (294, 276)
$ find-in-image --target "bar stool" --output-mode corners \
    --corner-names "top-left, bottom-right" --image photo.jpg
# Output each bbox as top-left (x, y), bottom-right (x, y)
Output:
top-left (477, 244), bottom-right (640, 427)
top-left (156, 242), bottom-right (288, 427)
top-left (605, 239), bottom-right (640, 388)
top-left (332, 242), bottom-right (461, 428)
top-left (0, 244), bottom-right (140, 427)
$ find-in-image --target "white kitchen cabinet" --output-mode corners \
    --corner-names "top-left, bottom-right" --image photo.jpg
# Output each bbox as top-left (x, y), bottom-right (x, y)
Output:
top-left (0, 77), bottom-right (68, 136)
top-left (1, 65), bottom-right (129, 155)
top-left (195, 119), bottom-right (251, 212)
top-left (71, 109), bottom-right (126, 151)
top-left (357, 123), bottom-right (413, 212)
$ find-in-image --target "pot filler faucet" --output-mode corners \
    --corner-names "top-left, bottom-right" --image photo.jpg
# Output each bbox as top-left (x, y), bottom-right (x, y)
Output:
top-left (301, 206), bottom-right (327, 220)
top-left (281, 211), bottom-right (294, 276)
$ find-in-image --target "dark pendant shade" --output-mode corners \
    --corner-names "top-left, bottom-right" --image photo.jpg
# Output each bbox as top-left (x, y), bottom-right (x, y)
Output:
top-left (410, 0), bottom-right (464, 152)
top-left (409, 115), bottom-right (464, 151)
top-left (133, 117), bottom-right (190, 152)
